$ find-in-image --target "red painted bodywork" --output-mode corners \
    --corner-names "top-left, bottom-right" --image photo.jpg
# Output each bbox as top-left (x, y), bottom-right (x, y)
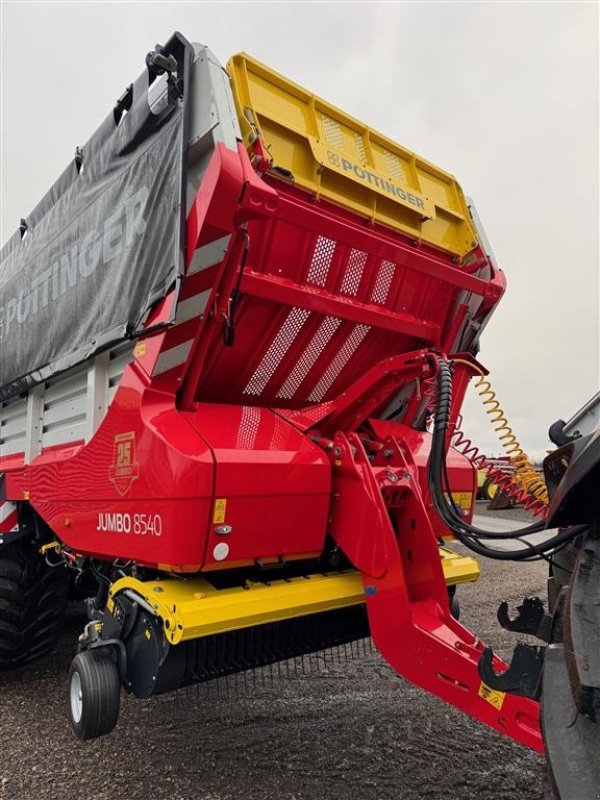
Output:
top-left (0, 142), bottom-right (541, 751)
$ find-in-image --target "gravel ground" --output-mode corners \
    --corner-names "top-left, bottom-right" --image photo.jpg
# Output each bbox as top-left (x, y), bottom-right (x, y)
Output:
top-left (475, 500), bottom-right (539, 524)
top-left (0, 507), bottom-right (548, 800)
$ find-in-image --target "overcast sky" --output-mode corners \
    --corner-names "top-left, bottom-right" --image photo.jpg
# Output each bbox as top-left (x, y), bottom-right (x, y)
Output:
top-left (1, 1), bottom-right (598, 458)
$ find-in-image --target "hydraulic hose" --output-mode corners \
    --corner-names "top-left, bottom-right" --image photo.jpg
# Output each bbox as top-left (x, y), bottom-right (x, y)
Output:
top-left (426, 359), bottom-right (587, 561)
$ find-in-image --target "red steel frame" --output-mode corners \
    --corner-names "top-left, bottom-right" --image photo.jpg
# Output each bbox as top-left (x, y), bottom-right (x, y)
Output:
top-left (0, 142), bottom-right (541, 752)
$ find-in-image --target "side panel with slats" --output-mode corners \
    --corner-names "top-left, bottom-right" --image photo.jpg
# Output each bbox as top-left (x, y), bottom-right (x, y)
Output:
top-left (0, 342), bottom-right (134, 461)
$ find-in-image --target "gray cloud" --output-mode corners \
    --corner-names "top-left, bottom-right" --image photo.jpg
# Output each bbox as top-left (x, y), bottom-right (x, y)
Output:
top-left (1, 1), bottom-right (598, 458)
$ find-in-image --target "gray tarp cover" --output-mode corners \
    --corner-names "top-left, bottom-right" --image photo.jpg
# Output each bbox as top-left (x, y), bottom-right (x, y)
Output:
top-left (0, 35), bottom-right (191, 402)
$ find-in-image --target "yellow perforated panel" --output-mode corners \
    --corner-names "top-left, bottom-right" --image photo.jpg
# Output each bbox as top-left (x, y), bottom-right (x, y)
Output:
top-left (228, 53), bottom-right (478, 259)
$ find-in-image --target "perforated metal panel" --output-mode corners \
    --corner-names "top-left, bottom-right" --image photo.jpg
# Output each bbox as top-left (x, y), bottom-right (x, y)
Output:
top-left (354, 134), bottom-right (367, 164)
top-left (192, 179), bottom-right (461, 409)
top-left (307, 236), bottom-right (336, 287)
top-left (229, 52), bottom-right (479, 258)
top-left (371, 259), bottom-right (396, 305)
top-left (244, 308), bottom-right (311, 396)
top-left (308, 324), bottom-right (370, 402)
top-left (321, 115), bottom-right (344, 150)
top-left (385, 151), bottom-right (405, 183)
top-left (340, 249), bottom-right (367, 296)
top-left (277, 316), bottom-right (342, 400)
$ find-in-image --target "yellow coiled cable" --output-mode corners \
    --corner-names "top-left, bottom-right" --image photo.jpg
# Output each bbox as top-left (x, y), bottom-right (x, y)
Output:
top-left (473, 375), bottom-right (549, 505)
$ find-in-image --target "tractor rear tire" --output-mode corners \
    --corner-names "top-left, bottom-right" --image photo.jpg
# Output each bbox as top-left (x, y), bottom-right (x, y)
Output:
top-left (68, 650), bottom-right (121, 740)
top-left (0, 540), bottom-right (69, 671)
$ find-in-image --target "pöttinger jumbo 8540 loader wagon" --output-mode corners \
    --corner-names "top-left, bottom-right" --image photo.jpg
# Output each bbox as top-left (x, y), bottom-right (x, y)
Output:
top-left (1, 33), bottom-right (598, 798)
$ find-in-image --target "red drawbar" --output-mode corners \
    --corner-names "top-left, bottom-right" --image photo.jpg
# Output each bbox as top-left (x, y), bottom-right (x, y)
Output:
top-left (327, 427), bottom-right (541, 753)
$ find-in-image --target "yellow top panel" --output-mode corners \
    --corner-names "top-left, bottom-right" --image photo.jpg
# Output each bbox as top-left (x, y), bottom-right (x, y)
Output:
top-left (227, 53), bottom-right (478, 259)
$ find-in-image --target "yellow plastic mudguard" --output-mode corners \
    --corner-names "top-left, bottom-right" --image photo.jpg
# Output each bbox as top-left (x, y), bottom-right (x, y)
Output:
top-left (227, 53), bottom-right (478, 259)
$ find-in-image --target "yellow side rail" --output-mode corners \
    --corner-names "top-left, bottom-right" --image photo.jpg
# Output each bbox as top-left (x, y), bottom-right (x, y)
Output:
top-left (108, 547), bottom-right (479, 646)
top-left (227, 53), bottom-right (478, 259)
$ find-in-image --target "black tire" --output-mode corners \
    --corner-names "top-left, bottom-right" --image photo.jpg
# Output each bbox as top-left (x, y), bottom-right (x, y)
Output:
top-left (447, 586), bottom-right (460, 620)
top-left (482, 477), bottom-right (498, 502)
top-left (68, 650), bottom-right (121, 740)
top-left (0, 540), bottom-right (69, 671)
top-left (450, 591), bottom-right (460, 620)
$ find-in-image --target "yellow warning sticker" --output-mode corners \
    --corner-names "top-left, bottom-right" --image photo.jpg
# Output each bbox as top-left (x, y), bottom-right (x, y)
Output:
top-left (453, 491), bottom-right (473, 509)
top-left (478, 681), bottom-right (506, 710)
top-left (444, 491), bottom-right (473, 510)
top-left (213, 498), bottom-right (227, 524)
top-left (133, 342), bottom-right (147, 358)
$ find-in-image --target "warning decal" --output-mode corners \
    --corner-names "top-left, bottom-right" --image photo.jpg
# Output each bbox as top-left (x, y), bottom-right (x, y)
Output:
top-left (478, 681), bottom-right (506, 711)
top-left (213, 498), bottom-right (227, 524)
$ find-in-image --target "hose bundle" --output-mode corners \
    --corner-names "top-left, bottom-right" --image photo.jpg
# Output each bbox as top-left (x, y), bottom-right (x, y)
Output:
top-left (426, 359), bottom-right (586, 561)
